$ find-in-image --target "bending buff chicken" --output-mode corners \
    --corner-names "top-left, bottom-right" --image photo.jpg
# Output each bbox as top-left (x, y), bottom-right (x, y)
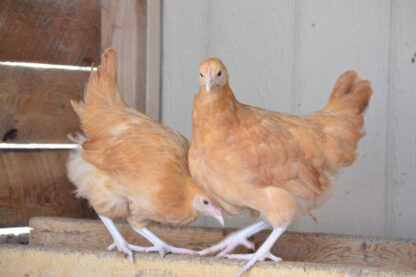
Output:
top-left (66, 49), bottom-right (223, 261)
top-left (189, 58), bottom-right (372, 276)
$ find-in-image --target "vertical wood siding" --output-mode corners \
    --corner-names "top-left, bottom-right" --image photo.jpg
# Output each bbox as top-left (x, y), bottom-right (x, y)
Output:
top-left (161, 0), bottom-right (416, 238)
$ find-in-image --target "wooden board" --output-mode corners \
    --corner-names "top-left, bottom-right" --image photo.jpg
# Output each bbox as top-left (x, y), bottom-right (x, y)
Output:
top-left (0, 0), bottom-right (100, 66)
top-left (284, 0), bottom-right (391, 236)
top-left (0, 65), bottom-right (87, 143)
top-left (0, 152), bottom-right (96, 227)
top-left (101, 0), bottom-right (161, 121)
top-left (3, 245), bottom-right (412, 277)
top-left (101, 0), bottom-right (147, 113)
top-left (29, 217), bottom-right (416, 272)
top-left (160, 1), bottom-right (416, 240)
top-left (386, 0), bottom-right (416, 238)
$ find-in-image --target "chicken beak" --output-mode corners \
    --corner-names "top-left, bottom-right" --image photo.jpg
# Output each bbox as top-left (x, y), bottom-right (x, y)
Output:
top-left (204, 66), bottom-right (215, 92)
top-left (211, 207), bottom-right (224, 226)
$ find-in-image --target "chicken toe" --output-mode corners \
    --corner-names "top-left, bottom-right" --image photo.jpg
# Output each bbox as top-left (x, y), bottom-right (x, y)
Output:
top-left (198, 221), bottom-right (269, 257)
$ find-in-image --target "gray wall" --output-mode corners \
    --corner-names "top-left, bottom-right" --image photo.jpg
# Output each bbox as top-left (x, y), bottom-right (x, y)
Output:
top-left (161, 0), bottom-right (416, 239)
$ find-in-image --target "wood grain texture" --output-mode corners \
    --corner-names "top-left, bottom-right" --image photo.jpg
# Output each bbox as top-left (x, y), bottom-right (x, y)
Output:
top-left (3, 245), bottom-right (411, 277)
top-left (0, 152), bottom-right (96, 227)
top-left (0, 0), bottom-right (100, 66)
top-left (0, 65), bottom-right (87, 143)
top-left (386, 0), bottom-right (416, 239)
top-left (101, 0), bottom-right (147, 113)
top-left (29, 217), bottom-right (416, 272)
top-left (29, 217), bottom-right (235, 252)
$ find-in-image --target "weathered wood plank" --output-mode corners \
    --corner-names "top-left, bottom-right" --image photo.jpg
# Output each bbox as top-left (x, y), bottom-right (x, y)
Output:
top-left (101, 0), bottom-right (147, 113)
top-left (29, 217), bottom-right (416, 271)
top-left (29, 217), bottom-right (235, 252)
top-left (0, 152), bottom-right (96, 227)
top-left (0, 65), bottom-right (87, 143)
top-left (3, 245), bottom-right (411, 277)
top-left (386, 0), bottom-right (416, 239)
top-left (101, 0), bottom-right (161, 121)
top-left (0, 0), bottom-right (100, 66)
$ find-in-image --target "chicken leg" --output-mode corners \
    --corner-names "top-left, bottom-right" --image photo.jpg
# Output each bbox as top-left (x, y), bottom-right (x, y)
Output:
top-left (99, 216), bottom-right (146, 262)
top-left (198, 221), bottom-right (270, 257)
top-left (227, 226), bottom-right (287, 277)
top-left (131, 226), bottom-right (195, 257)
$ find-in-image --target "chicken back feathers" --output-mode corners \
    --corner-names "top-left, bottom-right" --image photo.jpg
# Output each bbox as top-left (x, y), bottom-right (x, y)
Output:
top-left (189, 58), bottom-right (372, 227)
top-left (67, 49), bottom-right (214, 228)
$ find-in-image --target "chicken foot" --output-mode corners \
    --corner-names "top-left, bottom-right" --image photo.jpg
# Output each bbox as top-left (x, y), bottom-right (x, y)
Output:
top-left (99, 216), bottom-right (146, 262)
top-left (228, 226), bottom-right (287, 277)
top-left (198, 221), bottom-right (270, 257)
top-left (131, 226), bottom-right (195, 257)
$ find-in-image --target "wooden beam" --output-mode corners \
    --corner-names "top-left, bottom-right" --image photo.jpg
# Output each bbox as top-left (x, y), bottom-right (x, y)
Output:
top-left (100, 0), bottom-right (147, 114)
top-left (145, 0), bottom-right (161, 121)
top-left (101, 0), bottom-right (161, 121)
top-left (0, 153), bottom-right (96, 227)
top-left (0, 0), bottom-right (100, 66)
top-left (29, 217), bottom-right (416, 272)
top-left (0, 65), bottom-right (87, 143)
top-left (1, 245), bottom-right (411, 277)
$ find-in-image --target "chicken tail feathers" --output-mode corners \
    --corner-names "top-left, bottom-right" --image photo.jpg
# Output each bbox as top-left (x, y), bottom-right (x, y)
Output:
top-left (312, 71), bottom-right (372, 170)
top-left (69, 49), bottom-right (132, 138)
top-left (83, 48), bottom-right (126, 108)
top-left (323, 70), bottom-right (372, 116)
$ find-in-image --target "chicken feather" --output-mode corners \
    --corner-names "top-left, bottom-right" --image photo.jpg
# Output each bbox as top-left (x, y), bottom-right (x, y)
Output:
top-left (67, 50), bottom-right (224, 261)
top-left (190, 58), bottom-right (372, 276)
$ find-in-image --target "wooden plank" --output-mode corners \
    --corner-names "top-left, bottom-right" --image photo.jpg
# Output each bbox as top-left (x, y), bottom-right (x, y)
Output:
top-left (145, 0), bottom-right (161, 121)
top-left (386, 0), bottom-right (416, 239)
top-left (29, 217), bottom-right (416, 271)
top-left (0, 152), bottom-right (96, 227)
top-left (101, 0), bottom-right (147, 114)
top-left (0, 0), bottom-right (100, 66)
top-left (3, 245), bottom-right (411, 277)
top-left (29, 217), bottom-right (235, 252)
top-left (290, 0), bottom-right (391, 237)
top-left (0, 65), bottom-right (87, 143)
top-left (161, 0), bottom-right (209, 142)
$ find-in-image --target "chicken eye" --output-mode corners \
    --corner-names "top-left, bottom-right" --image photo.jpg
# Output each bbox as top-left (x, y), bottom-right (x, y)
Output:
top-left (217, 70), bottom-right (222, 77)
top-left (203, 199), bottom-right (209, 205)
top-left (200, 72), bottom-right (204, 78)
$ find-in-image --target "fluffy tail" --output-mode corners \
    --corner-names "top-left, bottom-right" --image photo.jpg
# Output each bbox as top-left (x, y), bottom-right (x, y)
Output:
top-left (70, 49), bottom-right (128, 138)
top-left (323, 70), bottom-right (372, 115)
top-left (313, 71), bottom-right (372, 170)
top-left (70, 48), bottom-right (125, 115)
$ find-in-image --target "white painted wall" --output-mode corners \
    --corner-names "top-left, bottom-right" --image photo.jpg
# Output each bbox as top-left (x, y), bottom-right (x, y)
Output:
top-left (161, 0), bottom-right (416, 239)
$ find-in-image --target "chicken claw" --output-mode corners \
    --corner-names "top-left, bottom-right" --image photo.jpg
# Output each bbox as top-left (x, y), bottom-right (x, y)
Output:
top-left (144, 243), bottom-right (195, 257)
top-left (232, 226), bottom-right (286, 277)
top-left (107, 241), bottom-right (134, 262)
top-left (100, 216), bottom-right (148, 262)
top-left (199, 233), bottom-right (254, 257)
top-left (132, 226), bottom-right (195, 257)
top-left (198, 221), bottom-right (270, 257)
top-left (225, 252), bottom-right (281, 262)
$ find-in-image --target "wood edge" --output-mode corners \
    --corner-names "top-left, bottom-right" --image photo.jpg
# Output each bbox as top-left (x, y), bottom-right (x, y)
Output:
top-left (145, 0), bottom-right (161, 121)
top-left (1, 244), bottom-right (412, 276)
top-left (28, 216), bottom-right (416, 244)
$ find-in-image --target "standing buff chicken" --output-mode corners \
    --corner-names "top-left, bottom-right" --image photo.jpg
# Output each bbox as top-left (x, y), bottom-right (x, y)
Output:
top-left (189, 58), bottom-right (372, 276)
top-left (66, 49), bottom-right (224, 261)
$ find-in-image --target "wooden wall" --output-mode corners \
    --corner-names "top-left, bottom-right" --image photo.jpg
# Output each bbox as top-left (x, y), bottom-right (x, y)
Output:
top-left (0, 0), bottom-right (160, 227)
top-left (0, 0), bottom-right (101, 226)
top-left (161, 0), bottom-right (416, 238)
